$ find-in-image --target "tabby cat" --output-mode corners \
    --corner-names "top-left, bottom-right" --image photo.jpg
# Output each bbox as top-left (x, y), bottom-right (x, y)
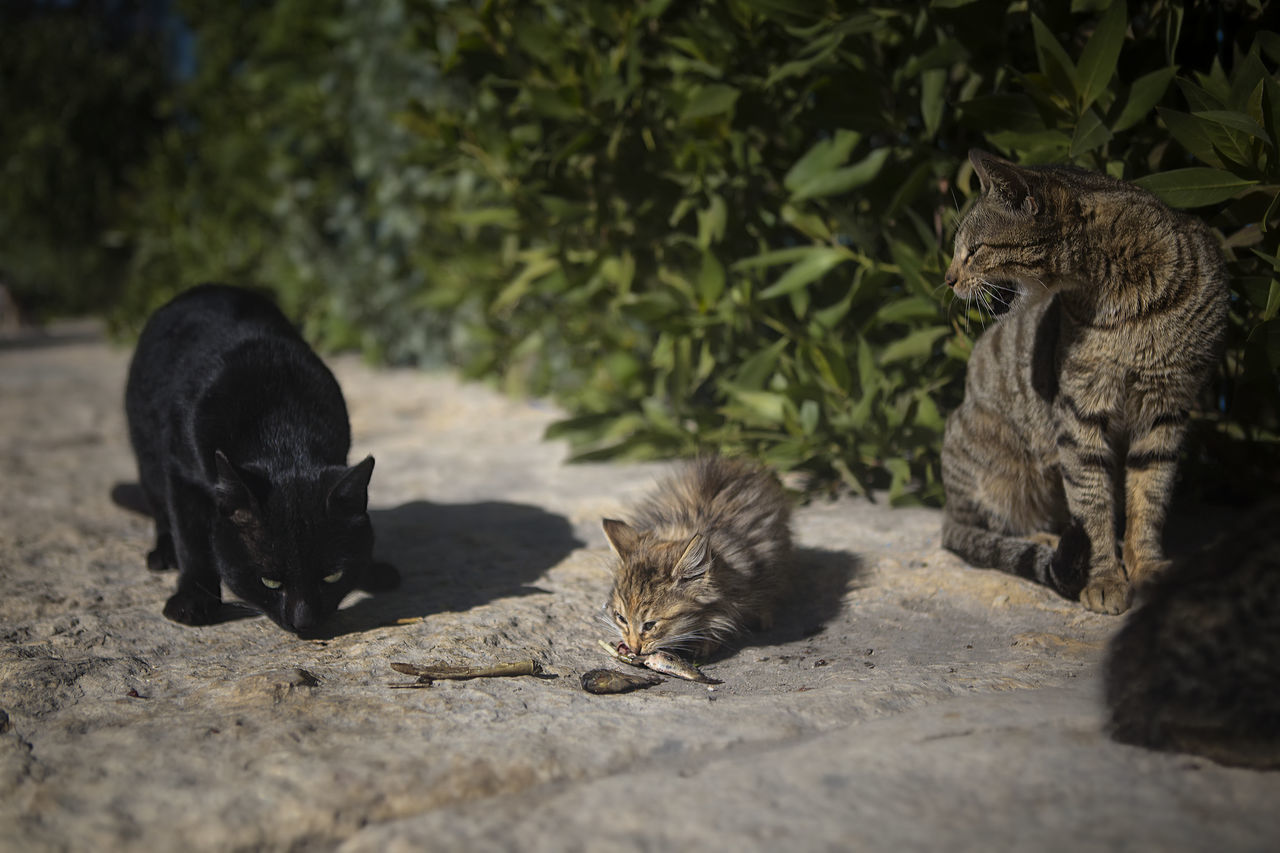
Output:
top-left (941, 150), bottom-right (1228, 614)
top-left (1105, 503), bottom-right (1280, 769)
top-left (601, 456), bottom-right (792, 657)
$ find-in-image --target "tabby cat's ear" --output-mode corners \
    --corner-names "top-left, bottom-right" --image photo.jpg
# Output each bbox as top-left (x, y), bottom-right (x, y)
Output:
top-left (673, 533), bottom-right (711, 582)
top-left (969, 149), bottom-right (1040, 216)
top-left (213, 450), bottom-right (258, 520)
top-left (328, 455), bottom-right (374, 518)
top-left (602, 518), bottom-right (640, 559)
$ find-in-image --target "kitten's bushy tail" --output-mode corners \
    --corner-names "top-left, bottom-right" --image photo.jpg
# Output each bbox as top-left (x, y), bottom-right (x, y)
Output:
top-left (942, 515), bottom-right (1088, 600)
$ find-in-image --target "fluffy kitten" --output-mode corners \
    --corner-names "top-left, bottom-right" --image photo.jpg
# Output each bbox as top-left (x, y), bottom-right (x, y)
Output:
top-left (941, 149), bottom-right (1228, 614)
top-left (601, 456), bottom-right (792, 657)
top-left (1105, 503), bottom-right (1280, 769)
top-left (125, 284), bottom-right (399, 632)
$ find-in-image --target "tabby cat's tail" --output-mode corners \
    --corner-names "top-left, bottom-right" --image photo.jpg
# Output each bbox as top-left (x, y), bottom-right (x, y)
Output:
top-left (942, 515), bottom-right (1088, 600)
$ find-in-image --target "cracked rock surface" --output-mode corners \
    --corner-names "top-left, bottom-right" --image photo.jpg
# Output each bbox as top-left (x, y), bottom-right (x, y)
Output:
top-left (2, 323), bottom-right (1277, 851)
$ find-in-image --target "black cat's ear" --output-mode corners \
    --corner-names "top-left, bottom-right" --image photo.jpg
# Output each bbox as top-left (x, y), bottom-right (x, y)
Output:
top-left (602, 518), bottom-right (639, 560)
top-left (213, 450), bottom-right (258, 520)
top-left (969, 149), bottom-right (1040, 216)
top-left (673, 533), bottom-right (711, 582)
top-left (328, 455), bottom-right (374, 518)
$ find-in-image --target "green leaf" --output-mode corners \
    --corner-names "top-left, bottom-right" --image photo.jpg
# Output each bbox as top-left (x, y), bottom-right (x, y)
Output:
top-left (697, 251), bottom-right (725, 306)
top-left (784, 130), bottom-right (861, 194)
top-left (1070, 107), bottom-right (1114, 157)
top-left (681, 84), bottom-right (740, 121)
top-left (790, 147), bottom-right (891, 201)
top-left (759, 248), bottom-right (850, 298)
top-left (1131, 168), bottom-right (1258, 208)
top-left (732, 246), bottom-right (828, 271)
top-left (1196, 109), bottom-right (1270, 141)
top-left (1111, 66), bottom-right (1177, 133)
top-left (1075, 0), bottom-right (1127, 110)
top-left (1031, 14), bottom-right (1078, 99)
top-left (697, 194), bottom-right (727, 248)
top-left (921, 68), bottom-right (947, 138)
top-left (735, 338), bottom-right (790, 390)
top-left (730, 390), bottom-right (789, 423)
top-left (799, 399), bottom-right (820, 435)
top-left (873, 296), bottom-right (940, 325)
top-left (1157, 108), bottom-right (1224, 168)
top-left (879, 327), bottom-right (949, 365)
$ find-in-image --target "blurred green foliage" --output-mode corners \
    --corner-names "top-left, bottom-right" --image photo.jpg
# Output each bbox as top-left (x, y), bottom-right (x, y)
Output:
top-left (7, 0), bottom-right (1278, 502)
top-left (0, 0), bottom-right (169, 316)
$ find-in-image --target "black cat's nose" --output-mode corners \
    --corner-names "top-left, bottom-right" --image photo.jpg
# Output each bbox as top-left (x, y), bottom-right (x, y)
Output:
top-left (287, 598), bottom-right (318, 632)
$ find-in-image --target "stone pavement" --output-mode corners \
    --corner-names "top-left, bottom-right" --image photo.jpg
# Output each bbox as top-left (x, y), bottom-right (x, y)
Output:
top-left (1, 323), bottom-right (1276, 851)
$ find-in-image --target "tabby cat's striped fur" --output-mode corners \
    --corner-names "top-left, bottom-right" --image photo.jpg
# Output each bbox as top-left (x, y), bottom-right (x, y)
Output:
top-left (601, 456), bottom-right (792, 657)
top-left (941, 150), bottom-right (1228, 614)
top-left (1105, 503), bottom-right (1280, 768)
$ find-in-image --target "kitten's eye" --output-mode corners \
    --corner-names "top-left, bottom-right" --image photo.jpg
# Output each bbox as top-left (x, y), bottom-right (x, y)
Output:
top-left (322, 570), bottom-right (344, 584)
top-left (614, 610), bottom-right (628, 627)
top-left (642, 620), bottom-right (657, 633)
top-left (261, 577), bottom-right (282, 590)
top-left (966, 242), bottom-right (984, 260)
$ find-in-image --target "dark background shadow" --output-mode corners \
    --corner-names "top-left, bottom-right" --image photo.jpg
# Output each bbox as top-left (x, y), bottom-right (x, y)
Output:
top-left (111, 485), bottom-right (583, 637)
top-left (709, 546), bottom-right (866, 661)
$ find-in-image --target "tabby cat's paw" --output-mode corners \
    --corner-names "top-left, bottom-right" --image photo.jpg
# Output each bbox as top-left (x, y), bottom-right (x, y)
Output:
top-left (1080, 576), bottom-right (1132, 615)
top-left (1028, 531), bottom-right (1061, 549)
top-left (163, 591), bottom-right (221, 625)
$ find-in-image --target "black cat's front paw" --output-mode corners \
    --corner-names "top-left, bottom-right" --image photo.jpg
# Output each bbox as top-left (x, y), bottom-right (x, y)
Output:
top-left (359, 560), bottom-right (401, 592)
top-left (146, 535), bottom-right (176, 572)
top-left (163, 590), bottom-right (221, 625)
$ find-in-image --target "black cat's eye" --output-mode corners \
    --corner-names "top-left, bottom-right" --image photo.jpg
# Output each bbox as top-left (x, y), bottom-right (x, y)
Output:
top-left (261, 577), bottom-right (282, 590)
top-left (322, 570), bottom-right (344, 584)
top-left (642, 620), bottom-right (657, 633)
top-left (614, 610), bottom-right (628, 626)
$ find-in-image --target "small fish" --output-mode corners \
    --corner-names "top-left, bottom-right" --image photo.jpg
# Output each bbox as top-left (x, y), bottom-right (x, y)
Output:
top-left (642, 650), bottom-right (723, 684)
top-left (581, 668), bottom-right (661, 694)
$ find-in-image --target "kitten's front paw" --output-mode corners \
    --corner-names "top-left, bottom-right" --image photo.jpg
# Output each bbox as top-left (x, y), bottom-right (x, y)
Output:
top-left (1080, 576), bottom-right (1132, 615)
top-left (360, 561), bottom-right (401, 592)
top-left (163, 590), bottom-right (221, 625)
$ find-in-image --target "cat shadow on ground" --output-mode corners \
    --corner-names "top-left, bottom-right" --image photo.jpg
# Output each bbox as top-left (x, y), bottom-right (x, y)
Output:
top-left (314, 499), bottom-right (583, 638)
top-left (707, 546), bottom-right (867, 662)
top-left (110, 484), bottom-right (583, 638)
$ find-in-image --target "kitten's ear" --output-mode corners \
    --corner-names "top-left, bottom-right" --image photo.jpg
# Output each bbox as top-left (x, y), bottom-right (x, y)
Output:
top-left (328, 455), bottom-right (374, 518)
top-left (969, 149), bottom-right (1040, 216)
top-left (213, 450), bottom-right (258, 519)
top-left (602, 518), bottom-right (639, 559)
top-left (673, 533), bottom-right (711, 582)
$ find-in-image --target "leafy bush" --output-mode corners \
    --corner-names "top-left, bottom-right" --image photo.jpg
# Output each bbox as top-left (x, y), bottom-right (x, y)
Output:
top-left (110, 0), bottom-right (1277, 502)
top-left (0, 1), bottom-right (168, 317)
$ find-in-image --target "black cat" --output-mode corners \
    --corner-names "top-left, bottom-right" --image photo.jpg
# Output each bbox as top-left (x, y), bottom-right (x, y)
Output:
top-left (125, 284), bottom-right (399, 632)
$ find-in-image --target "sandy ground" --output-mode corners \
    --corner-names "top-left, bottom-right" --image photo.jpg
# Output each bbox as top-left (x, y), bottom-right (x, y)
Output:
top-left (1, 322), bottom-right (1276, 852)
